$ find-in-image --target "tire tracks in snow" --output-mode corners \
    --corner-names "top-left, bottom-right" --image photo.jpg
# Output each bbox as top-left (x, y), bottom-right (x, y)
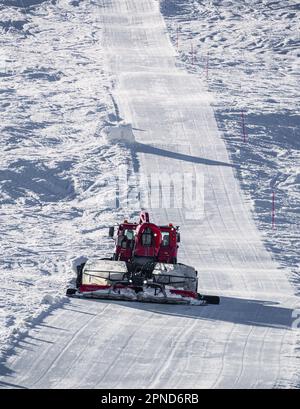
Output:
top-left (29, 304), bottom-right (110, 388)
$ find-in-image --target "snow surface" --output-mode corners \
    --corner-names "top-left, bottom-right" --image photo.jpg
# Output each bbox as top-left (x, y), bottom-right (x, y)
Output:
top-left (162, 0), bottom-right (300, 272)
top-left (0, 0), bottom-right (132, 355)
top-left (0, 0), bottom-right (299, 388)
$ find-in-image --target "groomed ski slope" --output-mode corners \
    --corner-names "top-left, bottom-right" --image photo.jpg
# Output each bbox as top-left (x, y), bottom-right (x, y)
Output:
top-left (1, 0), bottom-right (299, 389)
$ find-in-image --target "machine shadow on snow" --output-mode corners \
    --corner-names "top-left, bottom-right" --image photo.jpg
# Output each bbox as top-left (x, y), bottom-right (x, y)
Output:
top-left (0, 296), bottom-right (294, 388)
top-left (65, 296), bottom-right (294, 331)
top-left (1, 295), bottom-right (292, 386)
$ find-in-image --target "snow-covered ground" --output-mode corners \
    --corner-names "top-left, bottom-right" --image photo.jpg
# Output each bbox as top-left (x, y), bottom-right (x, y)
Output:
top-left (0, 0), bottom-right (134, 354)
top-left (0, 0), bottom-right (299, 388)
top-left (161, 0), bottom-right (300, 275)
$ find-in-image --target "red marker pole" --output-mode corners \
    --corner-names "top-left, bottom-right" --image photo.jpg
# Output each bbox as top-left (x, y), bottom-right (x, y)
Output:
top-left (272, 191), bottom-right (275, 229)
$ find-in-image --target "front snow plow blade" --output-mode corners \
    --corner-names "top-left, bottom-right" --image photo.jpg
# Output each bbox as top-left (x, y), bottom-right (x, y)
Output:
top-left (66, 259), bottom-right (220, 305)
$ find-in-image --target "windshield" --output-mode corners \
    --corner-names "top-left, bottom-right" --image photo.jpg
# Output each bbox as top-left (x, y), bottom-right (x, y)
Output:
top-left (141, 228), bottom-right (153, 246)
top-left (125, 229), bottom-right (134, 240)
top-left (161, 232), bottom-right (170, 247)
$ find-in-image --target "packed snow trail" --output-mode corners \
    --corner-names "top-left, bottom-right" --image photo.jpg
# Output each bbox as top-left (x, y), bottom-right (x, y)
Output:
top-left (0, 0), bottom-right (299, 389)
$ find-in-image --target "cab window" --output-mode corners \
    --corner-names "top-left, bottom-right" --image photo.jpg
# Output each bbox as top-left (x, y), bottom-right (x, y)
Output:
top-left (124, 229), bottom-right (134, 240)
top-left (141, 228), bottom-right (153, 246)
top-left (161, 232), bottom-right (170, 247)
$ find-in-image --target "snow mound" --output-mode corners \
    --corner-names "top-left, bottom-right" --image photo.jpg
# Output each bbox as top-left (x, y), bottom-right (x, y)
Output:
top-left (70, 256), bottom-right (88, 274)
top-left (41, 294), bottom-right (61, 305)
top-left (102, 123), bottom-right (135, 144)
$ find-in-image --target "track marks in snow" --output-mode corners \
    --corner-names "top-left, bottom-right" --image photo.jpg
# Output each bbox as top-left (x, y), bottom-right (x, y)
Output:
top-left (29, 304), bottom-right (110, 388)
top-left (0, 0), bottom-right (299, 389)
